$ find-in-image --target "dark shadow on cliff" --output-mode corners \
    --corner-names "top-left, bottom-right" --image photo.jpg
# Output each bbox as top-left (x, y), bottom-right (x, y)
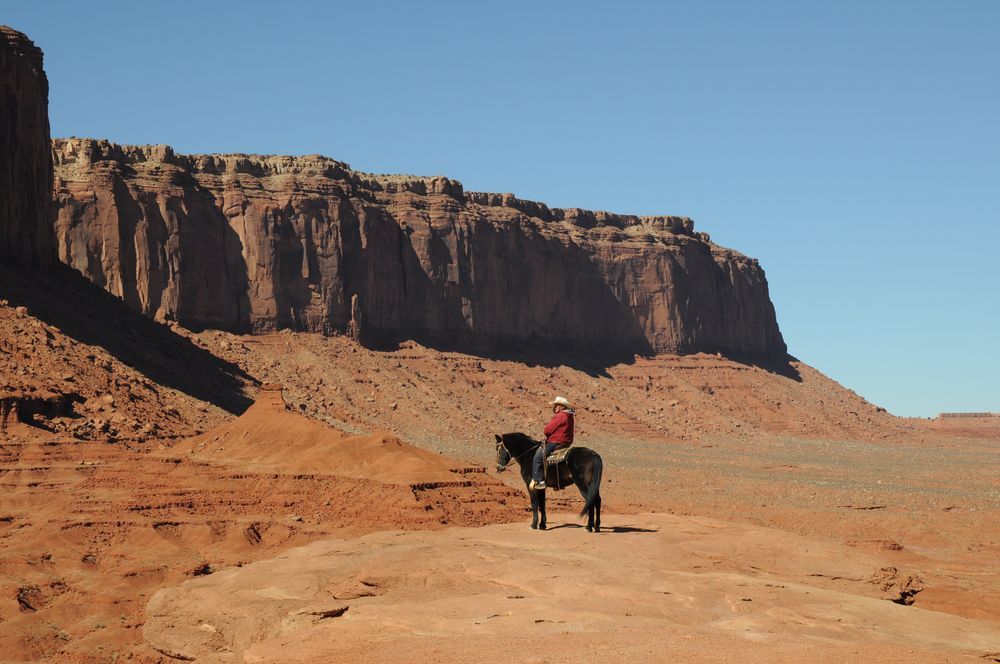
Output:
top-left (349, 212), bottom-right (653, 378)
top-left (362, 334), bottom-right (637, 378)
top-left (364, 335), bottom-right (802, 382)
top-left (717, 351), bottom-right (802, 382)
top-left (346, 211), bottom-right (801, 381)
top-left (172, 172), bottom-right (255, 333)
top-left (0, 263), bottom-right (255, 413)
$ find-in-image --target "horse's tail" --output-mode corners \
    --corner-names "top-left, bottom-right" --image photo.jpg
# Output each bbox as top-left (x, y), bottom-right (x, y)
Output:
top-left (579, 452), bottom-right (602, 517)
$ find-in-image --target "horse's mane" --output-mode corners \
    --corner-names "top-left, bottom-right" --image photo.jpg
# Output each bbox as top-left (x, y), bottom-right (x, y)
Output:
top-left (501, 432), bottom-right (537, 446)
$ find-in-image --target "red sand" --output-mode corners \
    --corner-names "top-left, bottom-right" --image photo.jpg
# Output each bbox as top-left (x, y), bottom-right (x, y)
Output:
top-left (3, 300), bottom-right (997, 662)
top-left (166, 384), bottom-right (466, 485)
top-left (0, 385), bottom-right (522, 662)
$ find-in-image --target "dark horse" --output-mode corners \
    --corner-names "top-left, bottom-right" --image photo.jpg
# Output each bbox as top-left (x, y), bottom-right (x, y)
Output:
top-left (494, 432), bottom-right (603, 532)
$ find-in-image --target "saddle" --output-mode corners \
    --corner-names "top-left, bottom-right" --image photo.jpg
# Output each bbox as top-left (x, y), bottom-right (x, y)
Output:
top-left (547, 445), bottom-right (573, 466)
top-left (544, 446), bottom-right (574, 491)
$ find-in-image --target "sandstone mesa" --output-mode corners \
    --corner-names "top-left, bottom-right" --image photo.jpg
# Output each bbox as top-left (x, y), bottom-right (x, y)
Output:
top-left (51, 138), bottom-right (785, 357)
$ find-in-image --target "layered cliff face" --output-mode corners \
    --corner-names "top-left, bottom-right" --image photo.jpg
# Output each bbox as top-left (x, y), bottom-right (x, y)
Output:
top-left (52, 137), bottom-right (785, 357)
top-left (0, 26), bottom-right (52, 266)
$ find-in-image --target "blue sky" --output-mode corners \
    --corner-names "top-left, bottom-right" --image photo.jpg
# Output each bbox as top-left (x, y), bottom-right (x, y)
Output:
top-left (6, 1), bottom-right (998, 417)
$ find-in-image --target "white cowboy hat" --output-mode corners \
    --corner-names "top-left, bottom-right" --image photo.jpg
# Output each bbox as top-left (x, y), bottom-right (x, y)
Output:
top-left (549, 396), bottom-right (573, 409)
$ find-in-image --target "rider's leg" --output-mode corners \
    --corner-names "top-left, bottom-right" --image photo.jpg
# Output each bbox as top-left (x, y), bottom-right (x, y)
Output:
top-left (532, 445), bottom-right (546, 484)
top-left (532, 444), bottom-right (558, 487)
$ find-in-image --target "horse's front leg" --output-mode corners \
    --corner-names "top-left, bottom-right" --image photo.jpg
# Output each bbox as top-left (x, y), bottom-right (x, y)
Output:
top-left (538, 490), bottom-right (547, 530)
top-left (529, 488), bottom-right (539, 529)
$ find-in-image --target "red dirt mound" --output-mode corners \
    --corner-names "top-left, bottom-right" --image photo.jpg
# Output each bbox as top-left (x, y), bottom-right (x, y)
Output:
top-left (0, 384), bottom-right (522, 662)
top-left (166, 384), bottom-right (461, 485)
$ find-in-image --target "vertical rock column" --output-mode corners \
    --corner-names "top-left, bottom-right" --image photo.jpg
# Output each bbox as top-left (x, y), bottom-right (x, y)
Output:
top-left (0, 26), bottom-right (53, 266)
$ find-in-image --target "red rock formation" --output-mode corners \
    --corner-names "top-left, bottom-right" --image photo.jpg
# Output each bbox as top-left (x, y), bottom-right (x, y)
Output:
top-left (0, 26), bottom-right (53, 266)
top-left (52, 138), bottom-right (786, 357)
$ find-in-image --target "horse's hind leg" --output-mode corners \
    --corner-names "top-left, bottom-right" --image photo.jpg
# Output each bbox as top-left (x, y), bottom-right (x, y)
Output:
top-left (593, 494), bottom-right (601, 533)
top-left (574, 477), bottom-right (594, 532)
top-left (538, 490), bottom-right (547, 530)
top-left (584, 485), bottom-right (594, 532)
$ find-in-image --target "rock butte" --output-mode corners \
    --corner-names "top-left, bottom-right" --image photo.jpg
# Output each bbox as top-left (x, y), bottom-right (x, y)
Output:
top-left (51, 137), bottom-right (785, 357)
top-left (0, 26), bottom-right (53, 266)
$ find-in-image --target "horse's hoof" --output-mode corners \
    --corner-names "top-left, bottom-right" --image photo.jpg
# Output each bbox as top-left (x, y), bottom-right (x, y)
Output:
top-left (586, 526), bottom-right (593, 532)
top-left (530, 523), bottom-right (537, 530)
top-left (538, 524), bottom-right (546, 531)
top-left (593, 527), bottom-right (601, 533)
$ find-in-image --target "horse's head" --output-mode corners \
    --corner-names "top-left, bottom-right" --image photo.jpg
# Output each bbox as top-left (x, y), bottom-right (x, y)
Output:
top-left (494, 433), bottom-right (513, 473)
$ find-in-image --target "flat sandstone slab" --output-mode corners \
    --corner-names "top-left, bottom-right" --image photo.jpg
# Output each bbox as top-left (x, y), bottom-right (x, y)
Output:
top-left (145, 512), bottom-right (1000, 663)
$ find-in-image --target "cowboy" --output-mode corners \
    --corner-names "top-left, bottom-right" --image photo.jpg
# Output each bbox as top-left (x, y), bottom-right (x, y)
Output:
top-left (530, 396), bottom-right (575, 490)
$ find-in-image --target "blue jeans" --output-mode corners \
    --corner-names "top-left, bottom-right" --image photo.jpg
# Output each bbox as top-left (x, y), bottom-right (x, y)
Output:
top-left (532, 443), bottom-right (564, 483)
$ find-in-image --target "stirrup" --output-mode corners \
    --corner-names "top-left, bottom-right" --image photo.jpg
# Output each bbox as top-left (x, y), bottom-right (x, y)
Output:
top-left (529, 480), bottom-right (546, 490)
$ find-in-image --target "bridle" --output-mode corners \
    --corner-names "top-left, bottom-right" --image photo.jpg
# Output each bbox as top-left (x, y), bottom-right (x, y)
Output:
top-left (495, 439), bottom-right (539, 473)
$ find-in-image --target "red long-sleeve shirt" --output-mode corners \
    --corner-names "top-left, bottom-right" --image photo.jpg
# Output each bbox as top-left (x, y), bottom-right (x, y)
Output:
top-left (543, 410), bottom-right (574, 445)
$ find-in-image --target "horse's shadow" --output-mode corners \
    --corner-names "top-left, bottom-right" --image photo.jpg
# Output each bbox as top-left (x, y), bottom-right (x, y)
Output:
top-left (544, 523), bottom-right (657, 534)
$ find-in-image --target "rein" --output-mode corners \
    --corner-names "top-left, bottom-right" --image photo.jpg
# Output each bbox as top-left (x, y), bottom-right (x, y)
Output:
top-left (496, 440), bottom-right (539, 472)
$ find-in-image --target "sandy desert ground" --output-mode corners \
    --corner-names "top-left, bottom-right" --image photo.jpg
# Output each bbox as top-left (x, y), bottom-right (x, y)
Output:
top-left (2, 333), bottom-right (998, 662)
top-left (2, 267), bottom-right (998, 664)
top-left (145, 513), bottom-right (999, 664)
